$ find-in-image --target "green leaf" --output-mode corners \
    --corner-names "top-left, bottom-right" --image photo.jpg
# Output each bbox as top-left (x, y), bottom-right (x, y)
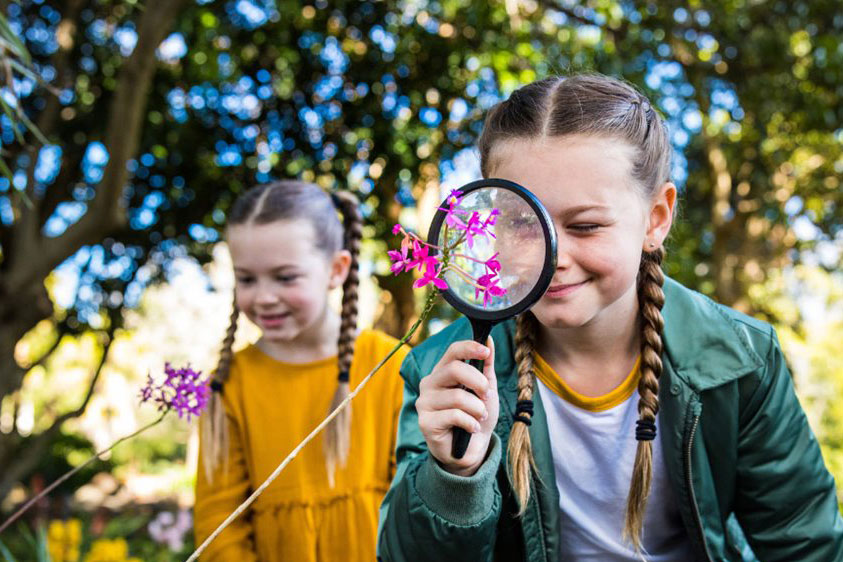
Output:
top-left (0, 540), bottom-right (18, 562)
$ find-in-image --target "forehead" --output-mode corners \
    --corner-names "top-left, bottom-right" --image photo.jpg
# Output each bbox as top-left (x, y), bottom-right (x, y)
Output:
top-left (227, 219), bottom-right (327, 271)
top-left (489, 135), bottom-right (643, 213)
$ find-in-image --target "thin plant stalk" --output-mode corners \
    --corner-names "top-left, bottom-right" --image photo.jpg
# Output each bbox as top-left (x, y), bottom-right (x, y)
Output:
top-left (186, 290), bottom-right (439, 562)
top-left (0, 412), bottom-right (167, 535)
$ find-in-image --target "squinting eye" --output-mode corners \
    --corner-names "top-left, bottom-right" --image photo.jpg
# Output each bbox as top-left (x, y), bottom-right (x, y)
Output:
top-left (276, 275), bottom-right (299, 283)
top-left (236, 277), bottom-right (255, 285)
top-left (569, 224), bottom-right (600, 233)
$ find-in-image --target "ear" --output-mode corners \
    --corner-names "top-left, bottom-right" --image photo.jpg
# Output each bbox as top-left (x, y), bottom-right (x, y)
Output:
top-left (328, 249), bottom-right (352, 289)
top-left (644, 182), bottom-right (677, 250)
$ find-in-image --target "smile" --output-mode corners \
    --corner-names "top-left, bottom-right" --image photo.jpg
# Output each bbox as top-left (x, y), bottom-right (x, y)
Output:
top-left (258, 312), bottom-right (290, 327)
top-left (545, 280), bottom-right (589, 298)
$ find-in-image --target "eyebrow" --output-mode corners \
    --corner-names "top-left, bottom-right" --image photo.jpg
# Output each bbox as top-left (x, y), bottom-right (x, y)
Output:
top-left (233, 265), bottom-right (298, 274)
top-left (559, 204), bottom-right (612, 219)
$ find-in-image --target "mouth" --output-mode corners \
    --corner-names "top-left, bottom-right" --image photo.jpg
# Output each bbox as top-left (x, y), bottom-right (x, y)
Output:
top-left (545, 280), bottom-right (589, 298)
top-left (257, 312), bottom-right (290, 328)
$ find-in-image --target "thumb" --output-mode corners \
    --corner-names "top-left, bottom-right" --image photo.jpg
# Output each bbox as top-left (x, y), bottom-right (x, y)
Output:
top-left (484, 336), bottom-right (496, 381)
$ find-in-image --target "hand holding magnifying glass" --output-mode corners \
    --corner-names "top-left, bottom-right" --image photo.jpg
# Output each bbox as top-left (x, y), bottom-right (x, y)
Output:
top-left (419, 179), bottom-right (557, 463)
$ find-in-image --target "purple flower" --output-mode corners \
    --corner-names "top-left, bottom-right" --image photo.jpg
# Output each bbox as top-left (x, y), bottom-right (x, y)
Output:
top-left (140, 364), bottom-right (211, 422)
top-left (392, 223), bottom-right (403, 235)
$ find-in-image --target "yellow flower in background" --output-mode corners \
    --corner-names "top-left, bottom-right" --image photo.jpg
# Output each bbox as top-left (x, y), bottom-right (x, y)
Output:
top-left (46, 519), bottom-right (82, 562)
top-left (82, 537), bottom-right (139, 562)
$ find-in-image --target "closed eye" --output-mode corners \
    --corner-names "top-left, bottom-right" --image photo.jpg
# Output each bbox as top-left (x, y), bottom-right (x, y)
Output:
top-left (568, 224), bottom-right (600, 233)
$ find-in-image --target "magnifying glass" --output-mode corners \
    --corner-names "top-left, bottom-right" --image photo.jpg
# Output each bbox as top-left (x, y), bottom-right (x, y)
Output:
top-left (428, 178), bottom-right (557, 459)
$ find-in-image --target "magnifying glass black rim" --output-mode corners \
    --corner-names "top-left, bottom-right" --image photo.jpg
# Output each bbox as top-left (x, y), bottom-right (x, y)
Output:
top-left (427, 178), bottom-right (558, 321)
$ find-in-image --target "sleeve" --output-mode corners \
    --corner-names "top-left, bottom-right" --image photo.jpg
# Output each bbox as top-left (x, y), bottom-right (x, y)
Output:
top-left (194, 383), bottom-right (259, 562)
top-left (734, 329), bottom-right (843, 561)
top-left (377, 351), bottom-right (503, 562)
top-left (388, 349), bottom-right (407, 482)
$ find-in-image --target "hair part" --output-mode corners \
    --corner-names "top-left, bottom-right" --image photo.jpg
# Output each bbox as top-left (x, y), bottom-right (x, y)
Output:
top-left (478, 74), bottom-right (671, 201)
top-left (201, 181), bottom-right (362, 486)
top-left (484, 74), bottom-right (670, 547)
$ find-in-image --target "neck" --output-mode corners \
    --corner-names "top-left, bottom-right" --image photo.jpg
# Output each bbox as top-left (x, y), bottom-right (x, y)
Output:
top-left (536, 284), bottom-right (641, 395)
top-left (258, 307), bottom-right (342, 364)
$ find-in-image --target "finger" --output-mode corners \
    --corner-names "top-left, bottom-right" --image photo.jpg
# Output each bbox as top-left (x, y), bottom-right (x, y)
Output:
top-left (439, 339), bottom-right (491, 366)
top-left (445, 361), bottom-right (490, 397)
top-left (431, 387), bottom-right (488, 421)
top-left (431, 409), bottom-right (482, 434)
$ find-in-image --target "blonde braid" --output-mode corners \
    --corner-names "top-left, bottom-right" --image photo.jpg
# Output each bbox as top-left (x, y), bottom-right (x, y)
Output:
top-left (623, 246), bottom-right (666, 548)
top-left (323, 191), bottom-right (362, 486)
top-left (200, 294), bottom-right (239, 483)
top-left (507, 312), bottom-right (539, 515)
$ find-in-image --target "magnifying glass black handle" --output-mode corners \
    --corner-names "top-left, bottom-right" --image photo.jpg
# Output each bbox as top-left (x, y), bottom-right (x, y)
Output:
top-left (451, 357), bottom-right (485, 459)
top-left (451, 320), bottom-right (495, 460)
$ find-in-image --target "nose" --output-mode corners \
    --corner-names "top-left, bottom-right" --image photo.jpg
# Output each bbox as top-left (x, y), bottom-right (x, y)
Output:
top-left (254, 280), bottom-right (280, 305)
top-left (555, 231), bottom-right (574, 270)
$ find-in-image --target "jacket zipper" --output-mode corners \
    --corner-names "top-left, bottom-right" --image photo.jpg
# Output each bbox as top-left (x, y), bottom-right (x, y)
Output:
top-left (685, 405), bottom-right (713, 562)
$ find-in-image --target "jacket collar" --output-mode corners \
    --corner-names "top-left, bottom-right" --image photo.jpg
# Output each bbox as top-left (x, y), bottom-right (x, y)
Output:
top-left (660, 277), bottom-right (764, 391)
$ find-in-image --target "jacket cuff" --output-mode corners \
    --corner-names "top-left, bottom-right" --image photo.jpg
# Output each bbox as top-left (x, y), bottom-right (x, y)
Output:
top-left (414, 433), bottom-right (501, 526)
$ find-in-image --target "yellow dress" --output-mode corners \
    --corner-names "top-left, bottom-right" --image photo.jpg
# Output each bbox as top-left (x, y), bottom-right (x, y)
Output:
top-left (194, 330), bottom-right (409, 561)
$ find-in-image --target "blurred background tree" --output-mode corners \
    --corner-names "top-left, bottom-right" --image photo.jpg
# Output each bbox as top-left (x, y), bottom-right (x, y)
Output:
top-left (0, 0), bottom-right (841, 552)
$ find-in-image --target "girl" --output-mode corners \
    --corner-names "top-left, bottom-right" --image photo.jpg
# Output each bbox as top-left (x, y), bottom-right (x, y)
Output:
top-left (378, 75), bottom-right (843, 561)
top-left (195, 181), bottom-right (409, 561)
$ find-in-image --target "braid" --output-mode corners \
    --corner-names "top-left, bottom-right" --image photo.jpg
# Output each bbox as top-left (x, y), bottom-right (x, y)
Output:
top-left (623, 246), bottom-right (666, 548)
top-left (323, 190), bottom-right (362, 486)
top-left (507, 312), bottom-right (539, 515)
top-left (200, 293), bottom-right (239, 483)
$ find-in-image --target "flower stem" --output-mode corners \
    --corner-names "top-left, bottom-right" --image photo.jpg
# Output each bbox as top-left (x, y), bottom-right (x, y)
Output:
top-left (0, 412), bottom-right (167, 535)
top-left (186, 290), bottom-right (439, 562)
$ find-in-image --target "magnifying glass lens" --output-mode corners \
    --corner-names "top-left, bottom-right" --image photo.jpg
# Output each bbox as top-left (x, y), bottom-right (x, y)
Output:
top-left (438, 187), bottom-right (548, 312)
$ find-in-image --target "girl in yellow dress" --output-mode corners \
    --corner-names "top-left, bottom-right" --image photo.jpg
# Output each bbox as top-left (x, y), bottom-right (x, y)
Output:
top-left (194, 180), bottom-right (409, 561)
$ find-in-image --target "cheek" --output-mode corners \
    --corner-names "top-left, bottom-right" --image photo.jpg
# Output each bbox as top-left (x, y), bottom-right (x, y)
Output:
top-left (234, 285), bottom-right (252, 310)
top-left (577, 234), bottom-right (642, 283)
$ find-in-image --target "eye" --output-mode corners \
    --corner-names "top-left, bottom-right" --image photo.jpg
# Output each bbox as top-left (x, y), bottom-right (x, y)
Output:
top-left (276, 274), bottom-right (299, 283)
top-left (236, 276), bottom-right (255, 285)
top-left (568, 224), bottom-right (600, 233)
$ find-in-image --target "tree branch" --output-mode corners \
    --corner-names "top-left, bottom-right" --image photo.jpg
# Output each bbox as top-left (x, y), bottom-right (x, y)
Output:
top-left (4, 0), bottom-right (190, 299)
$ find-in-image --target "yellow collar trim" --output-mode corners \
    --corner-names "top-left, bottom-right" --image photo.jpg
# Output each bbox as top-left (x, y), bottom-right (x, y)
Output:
top-left (533, 353), bottom-right (641, 412)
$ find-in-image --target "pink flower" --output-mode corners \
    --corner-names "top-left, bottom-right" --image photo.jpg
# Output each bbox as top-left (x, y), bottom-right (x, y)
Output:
top-left (387, 244), bottom-right (412, 275)
top-left (413, 262), bottom-right (449, 290)
top-left (484, 252), bottom-right (501, 274)
top-left (406, 240), bottom-right (439, 273)
top-left (475, 273), bottom-right (507, 307)
top-left (392, 223), bottom-right (402, 235)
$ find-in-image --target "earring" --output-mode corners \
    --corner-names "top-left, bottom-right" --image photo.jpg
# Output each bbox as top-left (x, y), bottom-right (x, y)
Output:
top-left (648, 242), bottom-right (656, 249)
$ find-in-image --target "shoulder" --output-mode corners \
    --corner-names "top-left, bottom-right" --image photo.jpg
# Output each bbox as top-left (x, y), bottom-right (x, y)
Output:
top-left (662, 277), bottom-right (779, 390)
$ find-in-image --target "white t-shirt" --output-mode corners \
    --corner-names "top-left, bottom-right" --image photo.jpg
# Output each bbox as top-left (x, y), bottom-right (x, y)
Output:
top-left (533, 353), bottom-right (696, 561)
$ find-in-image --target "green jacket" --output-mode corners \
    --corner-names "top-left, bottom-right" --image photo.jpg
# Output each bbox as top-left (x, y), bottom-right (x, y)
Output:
top-left (378, 278), bottom-right (843, 561)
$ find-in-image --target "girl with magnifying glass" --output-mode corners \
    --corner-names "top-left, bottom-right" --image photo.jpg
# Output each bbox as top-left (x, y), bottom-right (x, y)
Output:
top-left (378, 74), bottom-right (843, 561)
